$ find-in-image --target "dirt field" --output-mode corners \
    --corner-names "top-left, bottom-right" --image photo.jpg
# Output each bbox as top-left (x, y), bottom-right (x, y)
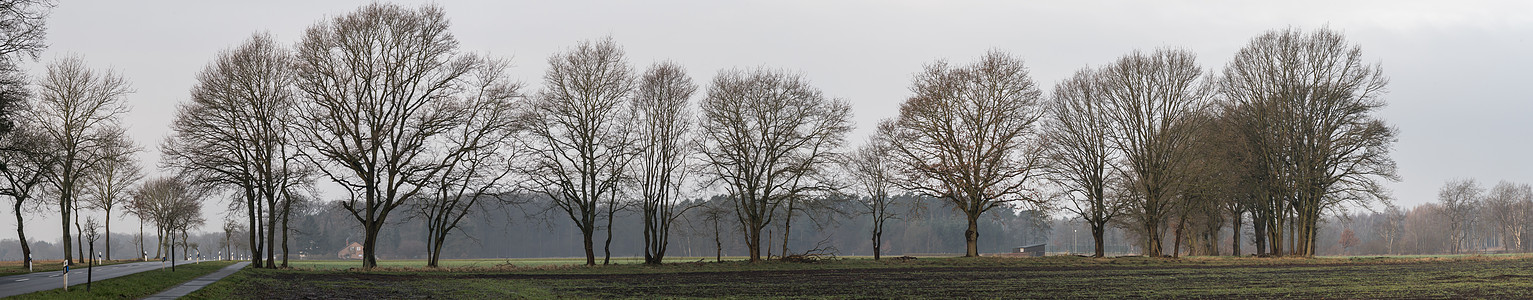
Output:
top-left (195, 256), bottom-right (1533, 299)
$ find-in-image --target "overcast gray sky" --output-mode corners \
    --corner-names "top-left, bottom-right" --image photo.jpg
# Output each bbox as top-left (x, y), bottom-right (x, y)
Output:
top-left (5, 0), bottom-right (1531, 242)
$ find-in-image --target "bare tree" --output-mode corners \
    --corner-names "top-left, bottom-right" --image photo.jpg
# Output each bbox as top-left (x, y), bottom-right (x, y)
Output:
top-left (1485, 181), bottom-right (1533, 252)
top-left (1096, 48), bottom-right (1209, 257)
top-left (416, 58), bottom-right (522, 268)
top-left (164, 32), bottom-right (303, 268)
top-left (32, 56), bottom-right (133, 263)
top-left (881, 51), bottom-right (1044, 257)
top-left (1437, 179), bottom-right (1482, 254)
top-left (522, 37), bottom-right (637, 266)
top-left (292, 3), bottom-right (479, 269)
top-left (632, 61), bottom-right (696, 264)
top-left (698, 67), bottom-right (851, 262)
top-left (1219, 27), bottom-right (1397, 256)
top-left (841, 133), bottom-right (900, 260)
top-left (84, 129), bottom-right (140, 260)
top-left (1042, 68), bottom-right (1125, 258)
top-left (83, 216), bottom-right (98, 290)
top-left (0, 118), bottom-right (55, 270)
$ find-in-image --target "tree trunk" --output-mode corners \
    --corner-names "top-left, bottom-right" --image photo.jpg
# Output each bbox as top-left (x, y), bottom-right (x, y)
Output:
top-left (1231, 212), bottom-right (1243, 256)
top-left (429, 231), bottom-right (446, 268)
top-left (872, 218), bottom-right (883, 260)
top-left (964, 213), bottom-right (980, 257)
top-left (603, 219), bottom-right (614, 265)
top-left (87, 241), bottom-right (94, 291)
top-left (169, 232), bottom-right (176, 271)
top-left (104, 212), bottom-right (111, 260)
top-left (363, 221), bottom-right (380, 269)
top-left (75, 211), bottom-right (83, 263)
top-left (582, 220), bottom-right (596, 266)
top-left (265, 193), bottom-right (277, 268)
top-left (1091, 223), bottom-right (1106, 258)
top-left (782, 200), bottom-right (794, 258)
top-left (247, 190), bottom-right (261, 268)
top-left (60, 184), bottom-right (73, 264)
top-left (747, 223), bottom-right (762, 262)
top-left (281, 212), bottom-right (290, 268)
top-left (1172, 216), bottom-right (1185, 258)
top-left (713, 218), bottom-right (722, 262)
top-left (14, 201), bottom-right (31, 269)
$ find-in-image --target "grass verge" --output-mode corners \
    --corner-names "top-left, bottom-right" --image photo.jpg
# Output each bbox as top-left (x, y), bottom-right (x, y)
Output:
top-left (0, 259), bottom-right (141, 277)
top-left (7, 260), bottom-right (237, 300)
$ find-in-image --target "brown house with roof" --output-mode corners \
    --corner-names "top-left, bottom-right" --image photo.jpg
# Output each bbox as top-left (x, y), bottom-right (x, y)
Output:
top-left (338, 242), bottom-right (364, 259)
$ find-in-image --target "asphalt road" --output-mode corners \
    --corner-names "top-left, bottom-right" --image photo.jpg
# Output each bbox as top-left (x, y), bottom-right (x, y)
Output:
top-left (0, 259), bottom-right (205, 297)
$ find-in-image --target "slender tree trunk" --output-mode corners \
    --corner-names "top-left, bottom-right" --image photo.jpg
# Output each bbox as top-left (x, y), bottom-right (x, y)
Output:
top-left (169, 231), bottom-right (176, 271)
top-left (281, 210), bottom-right (290, 268)
top-left (265, 192), bottom-right (277, 268)
top-left (104, 213), bottom-right (111, 260)
top-left (60, 182), bottom-right (73, 264)
top-left (603, 216), bottom-right (614, 265)
top-left (713, 217), bottom-right (722, 262)
top-left (87, 241), bottom-right (94, 291)
top-left (138, 221), bottom-right (144, 260)
top-left (14, 200), bottom-right (31, 269)
top-left (247, 190), bottom-right (261, 268)
top-left (782, 200), bottom-right (794, 257)
top-left (74, 211), bottom-right (83, 263)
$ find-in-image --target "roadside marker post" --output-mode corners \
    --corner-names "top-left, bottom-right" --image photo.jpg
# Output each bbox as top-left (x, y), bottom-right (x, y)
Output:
top-left (62, 263), bottom-right (68, 291)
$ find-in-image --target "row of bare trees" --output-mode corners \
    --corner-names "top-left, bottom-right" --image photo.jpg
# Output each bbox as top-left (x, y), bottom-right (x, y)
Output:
top-left (6, 1), bottom-right (1412, 268)
top-left (1433, 179), bottom-right (1533, 254)
top-left (0, 0), bottom-right (206, 271)
top-left (1035, 27), bottom-right (1398, 258)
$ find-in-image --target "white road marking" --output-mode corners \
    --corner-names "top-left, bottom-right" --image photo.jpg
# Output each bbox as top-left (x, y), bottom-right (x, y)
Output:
top-left (14, 278), bottom-right (28, 282)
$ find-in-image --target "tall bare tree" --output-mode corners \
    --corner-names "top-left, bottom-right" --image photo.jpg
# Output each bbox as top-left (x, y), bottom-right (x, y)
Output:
top-left (842, 132), bottom-right (900, 260)
top-left (0, 116), bottom-right (55, 270)
top-left (84, 129), bottom-right (140, 260)
top-left (1219, 27), bottom-right (1397, 256)
top-left (522, 37), bottom-right (637, 266)
top-left (881, 50), bottom-right (1045, 257)
top-left (164, 32), bottom-right (303, 268)
top-left (698, 67), bottom-right (851, 262)
top-left (1484, 181), bottom-right (1533, 252)
top-left (1096, 48), bottom-right (1209, 257)
top-left (292, 3), bottom-right (479, 268)
top-left (1042, 68), bottom-right (1125, 258)
top-left (416, 58), bottom-right (522, 268)
top-left (32, 56), bottom-right (133, 263)
top-left (632, 61), bottom-right (695, 264)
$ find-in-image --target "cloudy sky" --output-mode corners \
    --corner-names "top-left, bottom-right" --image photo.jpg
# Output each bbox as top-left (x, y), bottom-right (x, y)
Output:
top-left (5, 0), bottom-right (1532, 242)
